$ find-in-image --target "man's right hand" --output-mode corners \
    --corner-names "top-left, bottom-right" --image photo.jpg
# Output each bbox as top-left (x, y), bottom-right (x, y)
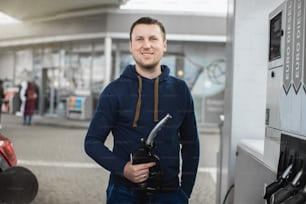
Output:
top-left (123, 161), bottom-right (156, 183)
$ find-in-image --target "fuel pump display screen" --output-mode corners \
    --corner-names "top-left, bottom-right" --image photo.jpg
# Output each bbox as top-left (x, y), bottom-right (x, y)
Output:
top-left (269, 12), bottom-right (282, 61)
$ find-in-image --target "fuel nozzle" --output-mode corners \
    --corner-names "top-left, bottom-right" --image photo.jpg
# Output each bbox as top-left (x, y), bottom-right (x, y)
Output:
top-left (282, 184), bottom-right (306, 204)
top-left (270, 169), bottom-right (303, 204)
top-left (263, 164), bottom-right (293, 203)
top-left (131, 113), bottom-right (172, 193)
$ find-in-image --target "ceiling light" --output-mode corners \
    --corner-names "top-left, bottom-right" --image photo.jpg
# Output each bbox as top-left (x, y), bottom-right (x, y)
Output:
top-left (0, 11), bottom-right (20, 24)
top-left (120, 0), bottom-right (227, 16)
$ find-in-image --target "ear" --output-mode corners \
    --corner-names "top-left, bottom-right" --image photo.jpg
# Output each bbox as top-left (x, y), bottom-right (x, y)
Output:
top-left (163, 40), bottom-right (167, 52)
top-left (129, 41), bottom-right (133, 53)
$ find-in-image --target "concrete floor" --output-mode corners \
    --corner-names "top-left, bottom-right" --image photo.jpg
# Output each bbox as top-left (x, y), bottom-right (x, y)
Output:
top-left (0, 114), bottom-right (220, 204)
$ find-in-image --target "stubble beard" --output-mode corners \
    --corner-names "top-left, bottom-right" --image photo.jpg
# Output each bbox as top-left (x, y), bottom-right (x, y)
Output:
top-left (141, 63), bottom-right (158, 70)
top-left (135, 59), bottom-right (160, 71)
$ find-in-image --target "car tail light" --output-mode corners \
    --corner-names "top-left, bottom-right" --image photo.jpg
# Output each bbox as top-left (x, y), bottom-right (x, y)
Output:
top-left (0, 135), bottom-right (17, 167)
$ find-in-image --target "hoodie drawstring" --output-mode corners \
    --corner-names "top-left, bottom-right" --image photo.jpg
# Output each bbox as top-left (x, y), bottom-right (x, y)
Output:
top-left (133, 75), bottom-right (142, 127)
top-left (154, 78), bottom-right (159, 122)
top-left (132, 76), bottom-right (159, 127)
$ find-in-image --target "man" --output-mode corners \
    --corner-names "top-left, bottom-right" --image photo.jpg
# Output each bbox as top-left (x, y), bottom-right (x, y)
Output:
top-left (84, 17), bottom-right (199, 204)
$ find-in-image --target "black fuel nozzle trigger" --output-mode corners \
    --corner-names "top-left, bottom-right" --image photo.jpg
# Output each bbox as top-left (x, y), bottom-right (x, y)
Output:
top-left (131, 141), bottom-right (162, 193)
top-left (263, 164), bottom-right (293, 203)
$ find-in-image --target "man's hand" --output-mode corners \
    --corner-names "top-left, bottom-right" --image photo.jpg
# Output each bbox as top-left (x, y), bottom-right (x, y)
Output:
top-left (123, 161), bottom-right (156, 183)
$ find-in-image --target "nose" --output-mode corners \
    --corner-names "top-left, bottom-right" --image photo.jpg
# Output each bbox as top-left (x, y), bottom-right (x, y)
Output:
top-left (142, 39), bottom-right (151, 48)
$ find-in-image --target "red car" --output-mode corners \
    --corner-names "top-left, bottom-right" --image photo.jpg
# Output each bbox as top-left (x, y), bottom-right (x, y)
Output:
top-left (0, 135), bottom-right (17, 169)
top-left (0, 134), bottom-right (38, 203)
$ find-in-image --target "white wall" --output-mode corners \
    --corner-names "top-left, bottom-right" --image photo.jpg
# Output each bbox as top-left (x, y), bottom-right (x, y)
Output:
top-left (0, 52), bottom-right (14, 80)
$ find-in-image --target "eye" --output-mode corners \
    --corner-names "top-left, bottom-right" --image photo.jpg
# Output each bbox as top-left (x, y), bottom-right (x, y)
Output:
top-left (135, 37), bottom-right (143, 41)
top-left (150, 37), bottom-right (158, 41)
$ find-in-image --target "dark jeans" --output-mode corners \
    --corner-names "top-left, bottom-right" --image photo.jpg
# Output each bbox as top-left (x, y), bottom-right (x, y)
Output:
top-left (23, 115), bottom-right (32, 125)
top-left (106, 183), bottom-right (189, 204)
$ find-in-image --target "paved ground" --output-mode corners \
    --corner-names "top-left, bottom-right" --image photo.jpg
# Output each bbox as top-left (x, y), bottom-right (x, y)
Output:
top-left (0, 114), bottom-right (219, 204)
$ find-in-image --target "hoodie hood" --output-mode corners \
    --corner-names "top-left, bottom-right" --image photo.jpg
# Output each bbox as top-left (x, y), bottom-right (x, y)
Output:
top-left (120, 64), bottom-right (170, 127)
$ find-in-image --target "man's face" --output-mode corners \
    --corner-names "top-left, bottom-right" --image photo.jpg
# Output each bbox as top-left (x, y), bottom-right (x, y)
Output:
top-left (130, 24), bottom-right (167, 70)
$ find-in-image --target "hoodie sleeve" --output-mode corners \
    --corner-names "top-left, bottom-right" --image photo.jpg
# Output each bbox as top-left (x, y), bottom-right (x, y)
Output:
top-left (179, 84), bottom-right (200, 198)
top-left (84, 85), bottom-right (127, 176)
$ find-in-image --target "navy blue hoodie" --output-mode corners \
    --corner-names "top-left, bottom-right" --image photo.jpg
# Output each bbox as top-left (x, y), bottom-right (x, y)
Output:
top-left (84, 64), bottom-right (199, 197)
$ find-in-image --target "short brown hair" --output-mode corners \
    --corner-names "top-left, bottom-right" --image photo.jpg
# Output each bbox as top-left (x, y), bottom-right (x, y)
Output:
top-left (129, 17), bottom-right (166, 41)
